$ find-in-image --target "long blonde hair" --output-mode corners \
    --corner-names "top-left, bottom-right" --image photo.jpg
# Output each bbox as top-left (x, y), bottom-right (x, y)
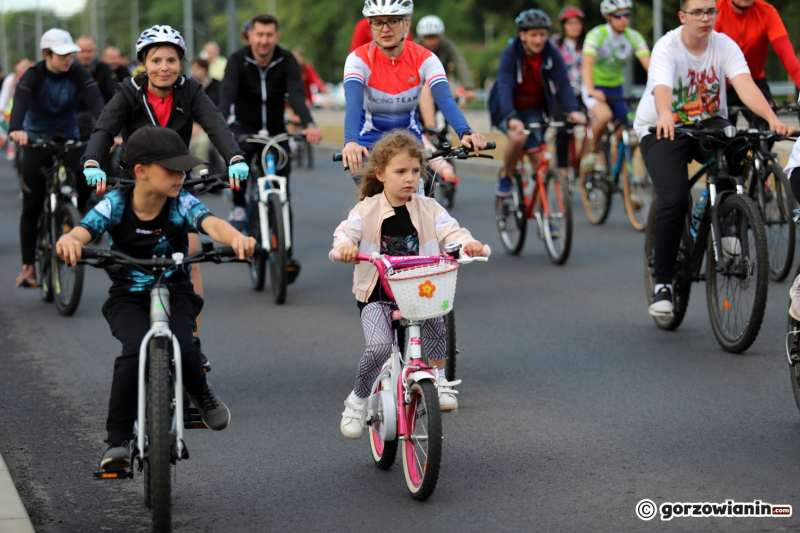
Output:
top-left (357, 130), bottom-right (426, 201)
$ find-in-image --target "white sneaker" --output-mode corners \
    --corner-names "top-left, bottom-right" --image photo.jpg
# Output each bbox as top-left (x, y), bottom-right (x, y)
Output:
top-left (438, 378), bottom-right (461, 412)
top-left (790, 274), bottom-right (800, 322)
top-left (340, 395), bottom-right (367, 439)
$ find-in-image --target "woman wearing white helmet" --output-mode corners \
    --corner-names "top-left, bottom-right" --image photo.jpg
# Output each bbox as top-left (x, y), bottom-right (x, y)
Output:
top-left (81, 24), bottom-right (247, 371)
top-left (341, 0), bottom-right (486, 173)
top-left (580, 0), bottom-right (650, 173)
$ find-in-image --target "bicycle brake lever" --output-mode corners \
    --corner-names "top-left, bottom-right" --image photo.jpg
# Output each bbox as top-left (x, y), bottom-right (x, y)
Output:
top-left (476, 154), bottom-right (494, 159)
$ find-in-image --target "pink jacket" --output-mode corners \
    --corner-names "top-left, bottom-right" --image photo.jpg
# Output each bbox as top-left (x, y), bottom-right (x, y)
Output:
top-left (332, 192), bottom-right (475, 302)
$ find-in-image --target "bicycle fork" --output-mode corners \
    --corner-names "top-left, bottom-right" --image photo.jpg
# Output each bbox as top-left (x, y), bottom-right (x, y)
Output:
top-left (256, 175), bottom-right (292, 251)
top-left (706, 168), bottom-right (748, 272)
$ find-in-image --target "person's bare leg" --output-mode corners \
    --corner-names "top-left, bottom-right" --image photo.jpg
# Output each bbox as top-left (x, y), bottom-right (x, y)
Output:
top-left (589, 103), bottom-right (612, 153)
top-left (503, 133), bottom-right (528, 177)
top-left (188, 232), bottom-right (203, 334)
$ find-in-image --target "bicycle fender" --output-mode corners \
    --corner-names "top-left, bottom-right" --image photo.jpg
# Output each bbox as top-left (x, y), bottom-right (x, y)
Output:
top-left (407, 370), bottom-right (437, 386)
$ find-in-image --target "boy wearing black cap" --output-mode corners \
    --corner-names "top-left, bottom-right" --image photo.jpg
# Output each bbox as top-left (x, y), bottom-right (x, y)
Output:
top-left (57, 126), bottom-right (256, 472)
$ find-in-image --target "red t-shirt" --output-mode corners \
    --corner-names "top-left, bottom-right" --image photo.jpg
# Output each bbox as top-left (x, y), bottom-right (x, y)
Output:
top-left (146, 88), bottom-right (173, 127)
top-left (514, 54), bottom-right (545, 110)
top-left (715, 0), bottom-right (793, 81)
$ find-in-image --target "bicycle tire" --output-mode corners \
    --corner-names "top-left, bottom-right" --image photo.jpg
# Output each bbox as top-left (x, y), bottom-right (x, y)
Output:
top-left (622, 142), bottom-right (654, 232)
top-left (401, 380), bottom-right (442, 501)
top-left (787, 264), bottom-right (800, 413)
top-left (306, 142), bottom-right (314, 169)
top-left (368, 378), bottom-right (398, 469)
top-left (267, 194), bottom-right (287, 304)
top-left (247, 203), bottom-right (267, 291)
top-left (579, 166), bottom-right (612, 225)
top-left (495, 172), bottom-right (527, 255)
top-left (759, 163), bottom-right (796, 281)
top-left (644, 196), bottom-right (692, 330)
top-left (148, 336), bottom-right (172, 532)
top-left (37, 220), bottom-right (53, 302)
top-left (52, 203), bottom-right (85, 316)
top-left (444, 309), bottom-right (456, 381)
top-left (541, 169), bottom-right (573, 265)
top-left (706, 194), bottom-right (769, 353)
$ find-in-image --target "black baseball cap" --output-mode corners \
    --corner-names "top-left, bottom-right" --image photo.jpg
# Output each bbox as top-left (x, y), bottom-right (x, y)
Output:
top-left (123, 125), bottom-right (207, 171)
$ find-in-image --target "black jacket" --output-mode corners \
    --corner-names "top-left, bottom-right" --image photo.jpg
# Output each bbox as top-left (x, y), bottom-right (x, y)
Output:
top-left (82, 73), bottom-right (244, 168)
top-left (219, 45), bottom-right (314, 134)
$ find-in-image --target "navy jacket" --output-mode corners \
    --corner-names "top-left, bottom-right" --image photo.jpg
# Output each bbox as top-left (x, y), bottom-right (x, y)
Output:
top-left (488, 37), bottom-right (580, 128)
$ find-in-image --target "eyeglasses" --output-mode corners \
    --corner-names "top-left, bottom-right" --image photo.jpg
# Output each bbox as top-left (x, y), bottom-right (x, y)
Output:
top-left (369, 18), bottom-right (404, 30)
top-left (609, 12), bottom-right (631, 19)
top-left (681, 8), bottom-right (719, 20)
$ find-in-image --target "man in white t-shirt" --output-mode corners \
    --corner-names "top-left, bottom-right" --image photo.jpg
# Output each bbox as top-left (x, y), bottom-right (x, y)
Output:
top-left (634, 0), bottom-right (793, 318)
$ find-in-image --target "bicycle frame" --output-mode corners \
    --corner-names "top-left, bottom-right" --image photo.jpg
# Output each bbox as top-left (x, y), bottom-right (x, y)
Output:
top-left (244, 133), bottom-right (293, 252)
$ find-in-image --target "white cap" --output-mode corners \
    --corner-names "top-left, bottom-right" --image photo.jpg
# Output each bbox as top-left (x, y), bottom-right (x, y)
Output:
top-left (40, 29), bottom-right (81, 55)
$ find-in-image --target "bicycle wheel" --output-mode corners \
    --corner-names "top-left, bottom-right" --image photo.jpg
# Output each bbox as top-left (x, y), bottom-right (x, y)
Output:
top-left (148, 336), bottom-right (173, 532)
top-left (788, 264), bottom-right (800, 413)
top-left (579, 166), bottom-right (612, 225)
top-left (401, 380), bottom-right (442, 501)
top-left (706, 194), bottom-right (768, 353)
top-left (541, 169), bottom-right (573, 265)
top-left (644, 196), bottom-right (693, 330)
top-left (267, 194), bottom-right (287, 304)
top-left (759, 163), bottom-right (796, 281)
top-left (37, 219), bottom-right (53, 302)
top-left (622, 142), bottom-right (654, 231)
top-left (444, 309), bottom-right (457, 381)
top-left (247, 202), bottom-right (266, 291)
top-left (52, 203), bottom-right (85, 316)
top-left (368, 379), bottom-right (398, 470)
top-left (495, 172), bottom-right (527, 255)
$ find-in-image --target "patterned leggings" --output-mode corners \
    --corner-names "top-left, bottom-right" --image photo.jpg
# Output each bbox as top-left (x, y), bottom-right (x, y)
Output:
top-left (353, 301), bottom-right (445, 399)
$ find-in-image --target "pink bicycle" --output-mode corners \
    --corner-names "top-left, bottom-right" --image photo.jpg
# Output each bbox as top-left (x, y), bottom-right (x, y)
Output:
top-left (331, 243), bottom-right (489, 500)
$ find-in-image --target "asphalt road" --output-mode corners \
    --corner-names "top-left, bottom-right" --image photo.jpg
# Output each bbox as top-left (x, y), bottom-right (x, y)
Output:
top-left (2, 154), bottom-right (800, 532)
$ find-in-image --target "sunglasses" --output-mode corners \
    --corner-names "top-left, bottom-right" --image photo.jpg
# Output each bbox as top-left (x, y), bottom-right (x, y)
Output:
top-left (610, 12), bottom-right (631, 19)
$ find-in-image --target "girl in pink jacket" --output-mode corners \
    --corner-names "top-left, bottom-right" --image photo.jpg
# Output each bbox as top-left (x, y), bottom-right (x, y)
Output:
top-left (332, 130), bottom-right (484, 439)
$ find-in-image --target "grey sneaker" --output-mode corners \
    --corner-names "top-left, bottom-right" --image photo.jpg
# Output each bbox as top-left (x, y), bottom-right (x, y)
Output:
top-left (100, 441), bottom-right (131, 472)
top-left (188, 385), bottom-right (231, 431)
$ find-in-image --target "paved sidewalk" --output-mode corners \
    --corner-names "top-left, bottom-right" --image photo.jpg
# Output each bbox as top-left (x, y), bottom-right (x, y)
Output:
top-left (0, 453), bottom-right (34, 533)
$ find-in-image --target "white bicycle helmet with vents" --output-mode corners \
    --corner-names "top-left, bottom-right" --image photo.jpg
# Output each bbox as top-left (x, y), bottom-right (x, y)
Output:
top-left (600, 0), bottom-right (632, 16)
top-left (136, 25), bottom-right (187, 62)
top-left (416, 15), bottom-right (444, 36)
top-left (362, 0), bottom-right (414, 18)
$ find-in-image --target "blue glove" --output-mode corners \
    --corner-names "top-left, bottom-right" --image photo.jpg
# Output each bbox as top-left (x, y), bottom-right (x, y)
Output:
top-left (84, 167), bottom-right (107, 185)
top-left (228, 161), bottom-right (249, 181)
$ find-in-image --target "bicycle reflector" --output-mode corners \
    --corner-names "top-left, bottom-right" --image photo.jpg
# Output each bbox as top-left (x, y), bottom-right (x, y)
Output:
top-left (94, 470), bottom-right (134, 479)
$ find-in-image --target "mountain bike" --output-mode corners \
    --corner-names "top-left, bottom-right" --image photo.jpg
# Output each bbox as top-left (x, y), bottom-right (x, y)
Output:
top-left (85, 245), bottom-right (250, 533)
top-left (237, 131), bottom-right (305, 304)
top-left (495, 118), bottom-right (572, 264)
top-left (30, 137), bottom-right (86, 315)
top-left (580, 96), bottom-right (654, 231)
top-left (331, 243), bottom-right (489, 500)
top-left (644, 125), bottom-right (769, 353)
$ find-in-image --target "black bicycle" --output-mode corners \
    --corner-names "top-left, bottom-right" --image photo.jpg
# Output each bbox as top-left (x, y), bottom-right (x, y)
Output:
top-left (29, 137), bottom-right (86, 315)
top-left (644, 124), bottom-right (769, 353)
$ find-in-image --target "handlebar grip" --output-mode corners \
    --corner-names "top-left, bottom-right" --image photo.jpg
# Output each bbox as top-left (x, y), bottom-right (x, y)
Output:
top-left (485, 142), bottom-right (496, 150)
top-left (333, 153), bottom-right (343, 162)
top-left (331, 250), bottom-right (342, 262)
top-left (464, 245), bottom-right (492, 258)
top-left (80, 248), bottom-right (107, 260)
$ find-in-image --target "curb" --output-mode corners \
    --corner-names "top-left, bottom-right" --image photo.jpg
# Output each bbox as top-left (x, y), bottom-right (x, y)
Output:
top-left (0, 452), bottom-right (34, 533)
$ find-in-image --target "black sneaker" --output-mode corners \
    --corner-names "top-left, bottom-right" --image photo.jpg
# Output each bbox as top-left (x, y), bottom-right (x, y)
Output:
top-left (188, 384), bottom-right (231, 431)
top-left (100, 441), bottom-right (131, 472)
top-left (648, 286), bottom-right (674, 317)
top-left (193, 337), bottom-right (211, 372)
top-left (287, 258), bottom-right (301, 284)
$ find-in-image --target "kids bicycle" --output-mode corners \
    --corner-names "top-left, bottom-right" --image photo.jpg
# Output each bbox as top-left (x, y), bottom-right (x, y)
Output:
top-left (331, 243), bottom-right (489, 500)
top-left (84, 244), bottom-right (250, 533)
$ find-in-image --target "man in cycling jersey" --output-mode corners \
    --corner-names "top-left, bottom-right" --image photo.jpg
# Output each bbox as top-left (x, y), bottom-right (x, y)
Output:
top-left (488, 9), bottom-right (584, 196)
top-left (415, 15), bottom-right (475, 102)
top-left (581, 0), bottom-right (650, 172)
top-left (715, 0), bottom-right (800, 127)
top-left (634, 0), bottom-right (792, 317)
top-left (219, 13), bottom-right (322, 279)
top-left (9, 28), bottom-right (104, 288)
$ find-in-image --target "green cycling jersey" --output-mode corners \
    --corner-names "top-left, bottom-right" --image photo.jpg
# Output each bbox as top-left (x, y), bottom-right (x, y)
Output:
top-left (583, 24), bottom-right (650, 87)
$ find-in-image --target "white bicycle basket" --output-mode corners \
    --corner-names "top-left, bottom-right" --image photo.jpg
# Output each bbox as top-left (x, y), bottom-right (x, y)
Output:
top-left (385, 260), bottom-right (459, 320)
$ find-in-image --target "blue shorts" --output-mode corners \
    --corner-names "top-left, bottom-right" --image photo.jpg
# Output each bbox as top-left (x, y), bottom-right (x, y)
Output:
top-left (498, 108), bottom-right (545, 152)
top-left (582, 85), bottom-right (628, 125)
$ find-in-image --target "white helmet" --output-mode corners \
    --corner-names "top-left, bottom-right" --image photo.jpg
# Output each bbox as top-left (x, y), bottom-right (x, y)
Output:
top-left (416, 15), bottom-right (444, 36)
top-left (600, 0), bottom-right (632, 16)
top-left (362, 0), bottom-right (414, 18)
top-left (136, 25), bottom-right (187, 62)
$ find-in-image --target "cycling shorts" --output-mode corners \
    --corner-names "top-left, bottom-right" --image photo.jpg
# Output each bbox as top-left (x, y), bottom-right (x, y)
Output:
top-left (497, 108), bottom-right (545, 152)
top-left (581, 85), bottom-right (628, 125)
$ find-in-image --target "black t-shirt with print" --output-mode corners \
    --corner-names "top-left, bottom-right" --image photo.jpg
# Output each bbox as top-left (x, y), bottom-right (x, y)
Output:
top-left (359, 204), bottom-right (419, 310)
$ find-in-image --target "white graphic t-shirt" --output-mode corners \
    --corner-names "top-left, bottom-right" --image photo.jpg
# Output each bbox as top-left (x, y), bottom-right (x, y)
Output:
top-left (634, 27), bottom-right (749, 140)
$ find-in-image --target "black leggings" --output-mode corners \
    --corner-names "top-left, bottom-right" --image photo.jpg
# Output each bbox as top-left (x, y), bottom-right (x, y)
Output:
top-left (790, 168), bottom-right (800, 205)
top-left (102, 289), bottom-right (206, 444)
top-left (19, 144), bottom-right (90, 265)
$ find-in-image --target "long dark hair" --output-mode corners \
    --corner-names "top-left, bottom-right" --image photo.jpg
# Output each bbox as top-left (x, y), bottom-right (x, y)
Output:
top-left (553, 19), bottom-right (586, 50)
top-left (357, 130), bottom-right (426, 201)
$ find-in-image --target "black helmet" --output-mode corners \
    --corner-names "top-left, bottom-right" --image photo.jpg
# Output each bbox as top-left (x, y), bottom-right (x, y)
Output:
top-left (515, 9), bottom-right (552, 31)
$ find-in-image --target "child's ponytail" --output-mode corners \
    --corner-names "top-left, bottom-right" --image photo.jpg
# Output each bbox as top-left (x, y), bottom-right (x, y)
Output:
top-left (357, 129), bottom-right (426, 201)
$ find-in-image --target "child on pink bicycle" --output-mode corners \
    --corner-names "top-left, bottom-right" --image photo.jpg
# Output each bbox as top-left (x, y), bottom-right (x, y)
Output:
top-left (332, 129), bottom-right (485, 439)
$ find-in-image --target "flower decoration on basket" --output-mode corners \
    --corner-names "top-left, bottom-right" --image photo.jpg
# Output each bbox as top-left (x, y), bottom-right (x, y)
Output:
top-left (418, 280), bottom-right (436, 298)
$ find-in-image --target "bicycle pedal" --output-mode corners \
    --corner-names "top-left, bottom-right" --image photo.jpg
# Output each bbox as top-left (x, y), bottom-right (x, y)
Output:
top-left (184, 407), bottom-right (209, 429)
top-left (94, 470), bottom-right (133, 480)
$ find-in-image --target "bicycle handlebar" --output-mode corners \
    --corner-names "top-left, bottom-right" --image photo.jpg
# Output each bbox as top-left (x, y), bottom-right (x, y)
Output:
top-left (79, 245), bottom-right (258, 269)
top-left (330, 245), bottom-right (491, 264)
top-left (332, 142), bottom-right (496, 163)
top-left (28, 137), bottom-right (85, 152)
top-left (112, 171), bottom-right (231, 193)
top-left (647, 125), bottom-right (796, 142)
